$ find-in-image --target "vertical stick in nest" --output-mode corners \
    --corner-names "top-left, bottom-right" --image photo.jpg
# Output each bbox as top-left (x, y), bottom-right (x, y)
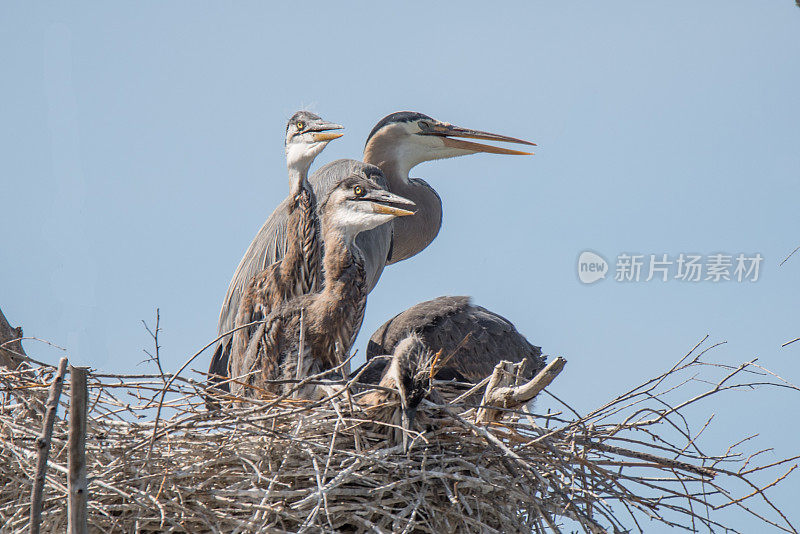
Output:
top-left (29, 356), bottom-right (68, 534)
top-left (68, 366), bottom-right (88, 534)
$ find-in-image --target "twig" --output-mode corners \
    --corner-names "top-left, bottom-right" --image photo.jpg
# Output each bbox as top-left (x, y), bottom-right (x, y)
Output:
top-left (782, 337), bottom-right (800, 348)
top-left (780, 245), bottom-right (800, 267)
top-left (294, 309), bottom-right (305, 400)
top-left (447, 374), bottom-right (492, 405)
top-left (140, 308), bottom-right (165, 381)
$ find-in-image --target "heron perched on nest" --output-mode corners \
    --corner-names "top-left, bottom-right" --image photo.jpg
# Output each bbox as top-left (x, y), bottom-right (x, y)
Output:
top-left (366, 296), bottom-right (545, 384)
top-left (210, 112), bottom-right (536, 392)
top-left (208, 111), bottom-right (342, 392)
top-left (360, 334), bottom-right (439, 452)
top-left (229, 170), bottom-right (415, 399)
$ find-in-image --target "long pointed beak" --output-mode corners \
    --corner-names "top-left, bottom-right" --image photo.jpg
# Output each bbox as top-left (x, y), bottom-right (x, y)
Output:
top-left (399, 400), bottom-right (417, 454)
top-left (312, 131), bottom-right (344, 142)
top-left (310, 121), bottom-right (344, 142)
top-left (426, 122), bottom-right (535, 155)
top-left (362, 190), bottom-right (416, 217)
top-left (400, 409), bottom-right (410, 453)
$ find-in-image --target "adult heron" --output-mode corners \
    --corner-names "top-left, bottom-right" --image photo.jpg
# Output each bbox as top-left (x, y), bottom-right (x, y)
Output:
top-left (362, 111), bottom-right (536, 264)
top-left (229, 170), bottom-right (415, 399)
top-left (366, 296), bottom-right (545, 384)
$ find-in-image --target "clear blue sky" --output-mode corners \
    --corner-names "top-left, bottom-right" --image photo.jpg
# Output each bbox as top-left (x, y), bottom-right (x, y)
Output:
top-left (2, 2), bottom-right (799, 530)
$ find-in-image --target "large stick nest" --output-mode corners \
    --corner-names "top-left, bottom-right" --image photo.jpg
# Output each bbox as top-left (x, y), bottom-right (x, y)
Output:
top-left (0, 337), bottom-right (798, 533)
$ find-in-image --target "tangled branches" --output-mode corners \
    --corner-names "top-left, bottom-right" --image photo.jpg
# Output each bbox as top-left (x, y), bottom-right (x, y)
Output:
top-left (0, 337), bottom-right (797, 533)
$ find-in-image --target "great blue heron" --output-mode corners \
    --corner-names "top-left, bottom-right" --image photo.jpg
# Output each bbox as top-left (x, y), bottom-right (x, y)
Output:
top-left (360, 334), bottom-right (436, 452)
top-left (228, 170), bottom-right (415, 399)
top-left (208, 111), bottom-right (342, 390)
top-left (211, 112), bottom-right (535, 391)
top-left (284, 111), bottom-right (344, 190)
top-left (363, 111), bottom-right (536, 265)
top-left (366, 296), bottom-right (545, 384)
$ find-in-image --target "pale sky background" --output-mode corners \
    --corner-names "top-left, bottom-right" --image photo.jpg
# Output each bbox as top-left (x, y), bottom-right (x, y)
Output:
top-left (2, 2), bottom-right (799, 530)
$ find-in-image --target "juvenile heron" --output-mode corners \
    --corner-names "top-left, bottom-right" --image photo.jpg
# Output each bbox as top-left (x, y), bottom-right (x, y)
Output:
top-left (284, 110), bottom-right (344, 192)
top-left (361, 334), bottom-right (436, 452)
top-left (208, 111), bottom-right (342, 390)
top-left (366, 296), bottom-right (545, 384)
top-left (229, 170), bottom-right (415, 399)
top-left (284, 111), bottom-right (344, 297)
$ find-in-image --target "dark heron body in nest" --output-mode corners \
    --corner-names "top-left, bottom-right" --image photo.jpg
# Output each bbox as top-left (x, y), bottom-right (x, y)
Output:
top-left (366, 296), bottom-right (545, 384)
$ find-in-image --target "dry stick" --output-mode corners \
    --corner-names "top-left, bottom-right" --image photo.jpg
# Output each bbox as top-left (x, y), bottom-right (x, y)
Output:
top-left (294, 310), bottom-right (305, 400)
top-left (68, 366), bottom-right (89, 534)
top-left (29, 356), bottom-right (68, 534)
top-left (576, 438), bottom-right (717, 478)
top-left (141, 308), bottom-right (165, 381)
top-left (475, 361), bottom-right (509, 423)
top-left (782, 337), bottom-right (800, 348)
top-left (780, 245), bottom-right (800, 266)
top-left (448, 374), bottom-right (492, 405)
top-left (0, 336), bottom-right (67, 365)
top-left (495, 356), bottom-right (566, 402)
top-left (477, 357), bottom-right (567, 423)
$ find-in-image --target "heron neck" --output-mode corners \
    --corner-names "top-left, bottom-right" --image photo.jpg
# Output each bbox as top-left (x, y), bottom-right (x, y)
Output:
top-left (364, 158), bottom-right (442, 264)
top-left (286, 165), bottom-right (310, 197)
top-left (319, 216), bottom-right (359, 290)
top-left (363, 146), bottom-right (413, 188)
top-left (363, 142), bottom-right (443, 260)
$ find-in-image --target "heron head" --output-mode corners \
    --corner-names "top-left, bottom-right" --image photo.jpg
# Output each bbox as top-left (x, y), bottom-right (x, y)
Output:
top-left (322, 173), bottom-right (416, 239)
top-left (284, 111), bottom-right (343, 172)
top-left (384, 334), bottom-right (435, 453)
top-left (363, 111), bottom-right (536, 176)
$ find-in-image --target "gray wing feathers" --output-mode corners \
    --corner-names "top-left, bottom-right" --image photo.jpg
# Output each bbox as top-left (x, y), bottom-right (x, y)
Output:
top-left (217, 197), bottom-right (291, 338)
top-left (211, 159), bottom-right (392, 384)
top-left (367, 296), bottom-right (471, 354)
top-left (207, 210), bottom-right (288, 388)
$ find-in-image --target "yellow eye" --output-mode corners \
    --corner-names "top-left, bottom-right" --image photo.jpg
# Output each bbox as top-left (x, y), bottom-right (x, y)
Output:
top-left (353, 185), bottom-right (365, 197)
top-left (296, 121), bottom-right (305, 131)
